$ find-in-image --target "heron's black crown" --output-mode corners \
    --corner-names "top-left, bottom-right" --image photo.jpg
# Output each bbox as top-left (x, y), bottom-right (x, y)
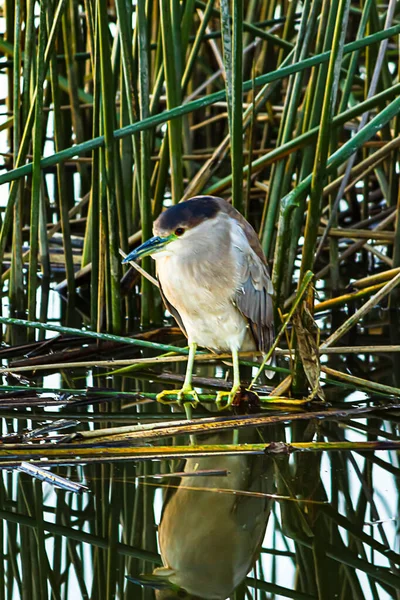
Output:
top-left (154, 196), bottom-right (221, 234)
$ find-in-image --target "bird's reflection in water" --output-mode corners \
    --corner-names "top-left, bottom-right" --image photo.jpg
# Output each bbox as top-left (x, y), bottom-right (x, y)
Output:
top-left (152, 429), bottom-right (275, 600)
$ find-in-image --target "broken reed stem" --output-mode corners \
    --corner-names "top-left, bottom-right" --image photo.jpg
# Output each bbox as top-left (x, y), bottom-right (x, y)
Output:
top-left (76, 405), bottom-right (366, 447)
top-left (119, 249), bottom-right (159, 287)
top-left (52, 404), bottom-right (400, 443)
top-left (1, 442), bottom-right (400, 464)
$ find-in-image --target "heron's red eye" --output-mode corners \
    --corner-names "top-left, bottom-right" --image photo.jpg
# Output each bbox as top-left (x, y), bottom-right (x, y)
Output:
top-left (175, 228), bottom-right (185, 236)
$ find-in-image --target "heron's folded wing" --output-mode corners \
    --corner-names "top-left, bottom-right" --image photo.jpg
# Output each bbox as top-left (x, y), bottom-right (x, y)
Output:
top-left (233, 246), bottom-right (274, 354)
top-left (215, 197), bottom-right (274, 353)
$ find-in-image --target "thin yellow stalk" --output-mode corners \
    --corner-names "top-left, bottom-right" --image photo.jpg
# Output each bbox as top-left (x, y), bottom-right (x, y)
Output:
top-left (350, 268), bottom-right (400, 289)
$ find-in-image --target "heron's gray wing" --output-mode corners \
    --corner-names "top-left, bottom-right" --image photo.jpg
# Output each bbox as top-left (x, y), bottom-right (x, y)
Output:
top-left (233, 244), bottom-right (274, 354)
top-left (211, 196), bottom-right (274, 352)
top-left (157, 277), bottom-right (188, 338)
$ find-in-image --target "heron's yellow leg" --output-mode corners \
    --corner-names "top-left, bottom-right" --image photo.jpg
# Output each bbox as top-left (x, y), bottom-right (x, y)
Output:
top-left (156, 342), bottom-right (199, 408)
top-left (216, 348), bottom-right (241, 410)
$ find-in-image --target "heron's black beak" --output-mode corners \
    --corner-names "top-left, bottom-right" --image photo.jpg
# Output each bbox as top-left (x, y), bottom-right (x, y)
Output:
top-left (126, 570), bottom-right (180, 591)
top-left (122, 234), bottom-right (175, 263)
top-left (126, 574), bottom-right (172, 590)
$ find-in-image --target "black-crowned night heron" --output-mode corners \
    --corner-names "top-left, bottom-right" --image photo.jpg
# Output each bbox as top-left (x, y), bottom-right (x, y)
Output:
top-left (123, 195), bottom-right (274, 407)
top-left (133, 430), bottom-right (275, 599)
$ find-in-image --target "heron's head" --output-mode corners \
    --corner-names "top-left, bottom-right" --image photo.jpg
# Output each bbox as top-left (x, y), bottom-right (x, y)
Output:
top-left (122, 196), bottom-right (223, 262)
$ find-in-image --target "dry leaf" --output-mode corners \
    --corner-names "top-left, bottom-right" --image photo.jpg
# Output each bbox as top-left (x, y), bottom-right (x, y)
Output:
top-left (293, 304), bottom-right (325, 401)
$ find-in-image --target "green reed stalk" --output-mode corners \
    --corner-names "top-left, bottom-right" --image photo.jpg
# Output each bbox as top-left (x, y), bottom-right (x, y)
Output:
top-left (299, 0), bottom-right (351, 282)
top-left (137, 0), bottom-right (153, 327)
top-left (0, 0), bottom-right (68, 270)
top-left (27, 0), bottom-right (47, 331)
top-left (182, 0), bottom-right (215, 95)
top-left (98, 0), bottom-right (122, 333)
top-left (114, 0), bottom-right (141, 210)
top-left (21, 0), bottom-right (34, 124)
top-left (264, 0), bottom-right (313, 264)
top-left (88, 18), bottom-right (100, 329)
top-left (62, 0), bottom-right (89, 192)
top-left (120, 78), bottom-right (134, 241)
top-left (231, 0), bottom-right (244, 213)
top-left (220, 0), bottom-right (244, 212)
top-left (338, 0), bottom-right (373, 112)
top-left (272, 0), bottom-right (339, 288)
top-left (159, 0), bottom-right (183, 202)
top-left (220, 0), bottom-right (233, 132)
top-left (0, 316), bottom-right (188, 353)
top-left (180, 0), bottom-right (196, 54)
top-left (10, 0), bottom-right (24, 317)
top-left (262, 2), bottom-right (318, 284)
top-left (47, 3), bottom-right (76, 302)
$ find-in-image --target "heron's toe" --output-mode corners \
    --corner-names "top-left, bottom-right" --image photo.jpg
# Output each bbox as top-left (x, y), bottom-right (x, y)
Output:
top-left (156, 387), bottom-right (200, 408)
top-left (215, 386), bottom-right (241, 410)
top-left (177, 386), bottom-right (200, 408)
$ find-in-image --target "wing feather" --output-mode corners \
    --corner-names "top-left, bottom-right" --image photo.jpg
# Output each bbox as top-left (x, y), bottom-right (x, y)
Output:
top-left (157, 277), bottom-right (188, 338)
top-left (235, 270), bottom-right (274, 353)
top-left (229, 221), bottom-right (274, 354)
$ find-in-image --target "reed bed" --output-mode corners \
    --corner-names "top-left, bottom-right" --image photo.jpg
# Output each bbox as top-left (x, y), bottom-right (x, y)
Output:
top-left (0, 0), bottom-right (400, 598)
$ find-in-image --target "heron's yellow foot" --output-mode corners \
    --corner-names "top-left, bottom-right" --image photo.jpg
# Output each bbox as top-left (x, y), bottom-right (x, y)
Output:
top-left (215, 385), bottom-right (241, 410)
top-left (156, 386), bottom-right (200, 408)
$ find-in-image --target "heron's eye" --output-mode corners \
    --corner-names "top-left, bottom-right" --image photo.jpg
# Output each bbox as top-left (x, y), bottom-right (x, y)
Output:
top-left (175, 228), bottom-right (185, 236)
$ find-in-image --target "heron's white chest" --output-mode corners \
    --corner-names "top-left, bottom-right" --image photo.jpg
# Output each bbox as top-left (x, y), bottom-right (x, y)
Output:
top-left (156, 254), bottom-right (251, 352)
